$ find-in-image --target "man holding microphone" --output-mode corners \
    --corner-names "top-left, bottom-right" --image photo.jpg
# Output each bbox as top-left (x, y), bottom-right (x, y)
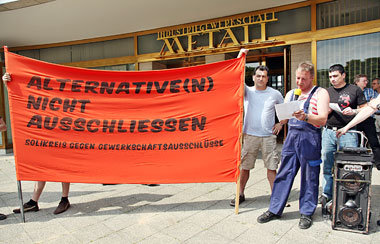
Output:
top-left (257, 61), bottom-right (329, 229)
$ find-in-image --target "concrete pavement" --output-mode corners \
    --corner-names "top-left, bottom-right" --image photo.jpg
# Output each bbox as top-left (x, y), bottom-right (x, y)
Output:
top-left (1, 153), bottom-right (380, 243)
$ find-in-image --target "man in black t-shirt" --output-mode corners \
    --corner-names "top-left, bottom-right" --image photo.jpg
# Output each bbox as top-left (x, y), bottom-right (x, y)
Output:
top-left (320, 64), bottom-right (367, 203)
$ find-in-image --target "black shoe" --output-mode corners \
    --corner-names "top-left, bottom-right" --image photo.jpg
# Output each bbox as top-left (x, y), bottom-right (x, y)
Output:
top-left (257, 210), bottom-right (281, 223)
top-left (13, 201), bottom-right (39, 214)
top-left (229, 195), bottom-right (245, 207)
top-left (0, 213), bottom-right (6, 220)
top-left (299, 214), bottom-right (313, 229)
top-left (53, 200), bottom-right (70, 214)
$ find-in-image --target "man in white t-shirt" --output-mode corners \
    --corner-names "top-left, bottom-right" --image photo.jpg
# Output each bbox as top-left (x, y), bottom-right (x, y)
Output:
top-left (230, 64), bottom-right (284, 207)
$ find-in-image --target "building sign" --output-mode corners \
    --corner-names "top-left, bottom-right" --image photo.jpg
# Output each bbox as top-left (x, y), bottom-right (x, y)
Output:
top-left (157, 11), bottom-right (278, 55)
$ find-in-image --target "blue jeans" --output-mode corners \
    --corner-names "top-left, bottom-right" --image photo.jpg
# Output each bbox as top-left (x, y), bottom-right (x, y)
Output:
top-left (321, 128), bottom-right (358, 199)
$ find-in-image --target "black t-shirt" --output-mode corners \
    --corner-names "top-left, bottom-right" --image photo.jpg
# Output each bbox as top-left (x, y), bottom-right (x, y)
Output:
top-left (326, 83), bottom-right (366, 127)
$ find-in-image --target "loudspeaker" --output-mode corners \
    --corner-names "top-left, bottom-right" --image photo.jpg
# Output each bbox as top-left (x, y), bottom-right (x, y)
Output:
top-left (332, 148), bottom-right (373, 234)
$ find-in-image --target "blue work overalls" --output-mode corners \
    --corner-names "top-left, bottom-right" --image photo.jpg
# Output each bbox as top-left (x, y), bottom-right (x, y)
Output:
top-left (269, 86), bottom-right (321, 216)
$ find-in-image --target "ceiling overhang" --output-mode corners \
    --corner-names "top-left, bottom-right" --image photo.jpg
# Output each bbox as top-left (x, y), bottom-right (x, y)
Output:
top-left (0, 0), bottom-right (306, 48)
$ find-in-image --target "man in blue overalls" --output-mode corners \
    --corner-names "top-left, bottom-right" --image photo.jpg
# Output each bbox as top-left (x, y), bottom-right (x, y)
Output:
top-left (257, 62), bottom-right (330, 229)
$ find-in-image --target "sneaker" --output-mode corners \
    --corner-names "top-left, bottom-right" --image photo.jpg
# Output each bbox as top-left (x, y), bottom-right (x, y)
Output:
top-left (299, 214), bottom-right (313, 229)
top-left (229, 195), bottom-right (245, 207)
top-left (257, 210), bottom-right (281, 223)
top-left (0, 213), bottom-right (6, 220)
top-left (53, 200), bottom-right (70, 215)
top-left (13, 201), bottom-right (39, 214)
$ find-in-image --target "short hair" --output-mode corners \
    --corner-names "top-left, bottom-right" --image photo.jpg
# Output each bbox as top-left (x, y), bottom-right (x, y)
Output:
top-left (296, 61), bottom-right (314, 77)
top-left (354, 74), bottom-right (367, 84)
top-left (253, 65), bottom-right (269, 75)
top-left (373, 77), bottom-right (380, 83)
top-left (329, 64), bottom-right (345, 74)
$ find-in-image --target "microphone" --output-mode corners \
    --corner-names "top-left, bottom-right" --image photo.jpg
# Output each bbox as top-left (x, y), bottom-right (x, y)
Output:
top-left (294, 89), bottom-right (301, 100)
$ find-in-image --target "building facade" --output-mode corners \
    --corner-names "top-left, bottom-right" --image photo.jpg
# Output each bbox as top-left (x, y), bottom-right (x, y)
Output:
top-left (1, 0), bottom-right (380, 153)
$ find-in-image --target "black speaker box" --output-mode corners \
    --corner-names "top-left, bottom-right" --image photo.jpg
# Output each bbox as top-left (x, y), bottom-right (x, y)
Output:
top-left (332, 148), bottom-right (373, 234)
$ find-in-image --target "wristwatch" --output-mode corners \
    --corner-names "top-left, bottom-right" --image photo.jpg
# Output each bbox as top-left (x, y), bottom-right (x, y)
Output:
top-left (304, 114), bottom-right (309, 122)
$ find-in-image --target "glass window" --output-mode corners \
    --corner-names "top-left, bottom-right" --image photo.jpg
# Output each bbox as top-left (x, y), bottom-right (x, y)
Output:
top-left (16, 49), bottom-right (40, 60)
top-left (317, 32), bottom-right (380, 88)
top-left (317, 0), bottom-right (380, 29)
top-left (90, 64), bottom-right (135, 71)
top-left (104, 38), bottom-right (134, 58)
top-left (72, 42), bottom-right (104, 62)
top-left (39, 46), bottom-right (72, 63)
top-left (266, 6), bottom-right (311, 37)
top-left (138, 34), bottom-right (165, 54)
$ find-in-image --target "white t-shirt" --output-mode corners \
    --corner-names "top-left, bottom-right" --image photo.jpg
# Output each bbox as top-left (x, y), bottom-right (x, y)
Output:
top-left (243, 85), bottom-right (284, 137)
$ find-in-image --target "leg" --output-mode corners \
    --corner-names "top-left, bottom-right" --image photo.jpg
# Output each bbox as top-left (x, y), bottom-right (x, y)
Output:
top-left (299, 161), bottom-right (320, 216)
top-left (61, 182), bottom-right (70, 197)
top-left (269, 153), bottom-right (299, 215)
top-left (13, 181), bottom-right (45, 213)
top-left (238, 135), bottom-right (260, 194)
top-left (259, 131), bottom-right (299, 223)
top-left (321, 129), bottom-right (336, 200)
top-left (358, 117), bottom-right (380, 149)
top-left (298, 159), bottom-right (320, 229)
top-left (262, 135), bottom-right (280, 191)
top-left (322, 130), bottom-right (357, 200)
top-left (337, 131), bottom-right (358, 149)
top-left (54, 182), bottom-right (71, 215)
top-left (267, 169), bottom-right (276, 191)
top-left (239, 169), bottom-right (250, 196)
top-left (230, 134), bottom-right (260, 206)
top-left (31, 181), bottom-right (46, 202)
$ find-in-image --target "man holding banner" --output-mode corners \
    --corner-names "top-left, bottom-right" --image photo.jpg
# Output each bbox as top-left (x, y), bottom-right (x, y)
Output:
top-left (230, 64), bottom-right (283, 207)
top-left (0, 112), bottom-right (7, 220)
top-left (3, 46), bottom-right (246, 220)
top-left (257, 62), bottom-right (329, 229)
top-left (2, 73), bottom-right (71, 215)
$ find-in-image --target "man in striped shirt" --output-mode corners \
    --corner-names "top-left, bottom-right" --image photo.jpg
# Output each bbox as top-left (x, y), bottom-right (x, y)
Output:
top-left (257, 62), bottom-right (330, 229)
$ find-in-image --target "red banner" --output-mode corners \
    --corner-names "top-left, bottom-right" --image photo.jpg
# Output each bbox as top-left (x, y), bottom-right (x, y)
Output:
top-left (4, 48), bottom-right (244, 184)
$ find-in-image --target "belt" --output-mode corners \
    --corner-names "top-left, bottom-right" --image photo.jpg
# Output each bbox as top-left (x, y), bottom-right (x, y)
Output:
top-left (324, 125), bottom-right (342, 131)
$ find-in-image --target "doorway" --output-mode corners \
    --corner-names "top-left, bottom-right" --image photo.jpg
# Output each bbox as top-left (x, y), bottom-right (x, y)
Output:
top-left (244, 46), bottom-right (291, 143)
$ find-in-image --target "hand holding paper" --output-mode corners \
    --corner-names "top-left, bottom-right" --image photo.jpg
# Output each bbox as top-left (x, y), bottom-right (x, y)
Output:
top-left (329, 103), bottom-right (342, 113)
top-left (275, 101), bottom-right (302, 121)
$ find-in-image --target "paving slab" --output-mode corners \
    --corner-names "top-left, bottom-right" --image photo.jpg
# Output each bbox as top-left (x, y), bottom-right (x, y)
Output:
top-left (1, 152), bottom-right (380, 243)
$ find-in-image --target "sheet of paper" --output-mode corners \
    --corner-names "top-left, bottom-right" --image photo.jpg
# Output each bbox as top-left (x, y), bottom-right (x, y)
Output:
top-left (329, 103), bottom-right (342, 113)
top-left (275, 101), bottom-right (302, 121)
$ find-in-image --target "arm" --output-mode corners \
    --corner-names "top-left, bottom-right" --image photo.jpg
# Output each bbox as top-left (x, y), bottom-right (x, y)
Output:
top-left (293, 88), bottom-right (330, 127)
top-left (342, 103), bottom-right (367, 115)
top-left (272, 119), bottom-right (288, 135)
top-left (271, 92), bottom-right (285, 135)
top-left (337, 96), bottom-right (380, 137)
top-left (342, 87), bottom-right (368, 115)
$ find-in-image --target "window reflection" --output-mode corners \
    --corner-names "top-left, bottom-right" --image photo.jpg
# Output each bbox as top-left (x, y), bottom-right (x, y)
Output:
top-left (317, 32), bottom-right (380, 88)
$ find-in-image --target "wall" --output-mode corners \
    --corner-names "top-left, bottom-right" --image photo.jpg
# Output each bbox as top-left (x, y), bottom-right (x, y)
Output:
top-left (290, 43), bottom-right (312, 88)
